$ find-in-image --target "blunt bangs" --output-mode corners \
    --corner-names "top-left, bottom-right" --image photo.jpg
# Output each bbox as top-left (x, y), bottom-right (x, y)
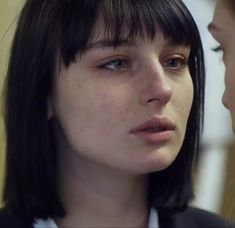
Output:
top-left (60, 0), bottom-right (199, 67)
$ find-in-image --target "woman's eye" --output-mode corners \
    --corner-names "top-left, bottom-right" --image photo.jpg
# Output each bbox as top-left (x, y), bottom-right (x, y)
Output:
top-left (163, 57), bottom-right (188, 70)
top-left (99, 59), bottom-right (129, 71)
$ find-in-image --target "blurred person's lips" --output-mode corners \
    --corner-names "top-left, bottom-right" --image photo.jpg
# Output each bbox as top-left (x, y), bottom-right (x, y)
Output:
top-left (130, 117), bottom-right (176, 144)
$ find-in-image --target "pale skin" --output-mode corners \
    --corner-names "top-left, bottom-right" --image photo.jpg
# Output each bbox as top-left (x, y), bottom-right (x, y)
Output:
top-left (209, 0), bottom-right (235, 132)
top-left (48, 23), bottom-right (193, 227)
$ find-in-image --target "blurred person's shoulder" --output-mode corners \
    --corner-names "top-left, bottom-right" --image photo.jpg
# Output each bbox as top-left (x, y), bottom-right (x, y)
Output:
top-left (158, 206), bottom-right (235, 228)
top-left (0, 206), bottom-right (33, 228)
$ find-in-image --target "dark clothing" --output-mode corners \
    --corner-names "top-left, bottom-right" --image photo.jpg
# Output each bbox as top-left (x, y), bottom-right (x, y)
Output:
top-left (0, 206), bottom-right (234, 228)
top-left (158, 207), bottom-right (235, 228)
top-left (0, 207), bottom-right (33, 228)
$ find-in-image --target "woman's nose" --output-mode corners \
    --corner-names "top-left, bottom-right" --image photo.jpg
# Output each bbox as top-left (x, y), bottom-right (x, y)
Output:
top-left (139, 62), bottom-right (173, 106)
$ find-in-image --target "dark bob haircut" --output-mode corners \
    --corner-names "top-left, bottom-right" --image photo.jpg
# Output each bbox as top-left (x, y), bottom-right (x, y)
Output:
top-left (3, 0), bottom-right (205, 220)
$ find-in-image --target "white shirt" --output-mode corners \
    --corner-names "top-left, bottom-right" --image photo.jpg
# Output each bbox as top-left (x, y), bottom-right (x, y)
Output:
top-left (34, 207), bottom-right (159, 228)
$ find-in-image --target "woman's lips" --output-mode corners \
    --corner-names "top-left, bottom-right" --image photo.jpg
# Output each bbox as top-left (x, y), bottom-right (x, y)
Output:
top-left (130, 117), bottom-right (175, 144)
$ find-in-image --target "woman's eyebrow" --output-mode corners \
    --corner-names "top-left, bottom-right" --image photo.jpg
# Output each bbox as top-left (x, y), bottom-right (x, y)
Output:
top-left (86, 38), bottom-right (138, 50)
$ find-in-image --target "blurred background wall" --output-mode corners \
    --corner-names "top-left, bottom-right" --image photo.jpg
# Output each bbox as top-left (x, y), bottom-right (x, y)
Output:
top-left (0, 0), bottom-right (235, 221)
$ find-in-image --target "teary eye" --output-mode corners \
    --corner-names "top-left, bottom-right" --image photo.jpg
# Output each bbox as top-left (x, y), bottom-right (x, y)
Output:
top-left (163, 56), bottom-right (188, 70)
top-left (98, 59), bottom-right (129, 71)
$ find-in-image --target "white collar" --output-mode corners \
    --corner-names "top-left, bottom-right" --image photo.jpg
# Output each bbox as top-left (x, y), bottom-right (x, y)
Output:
top-left (148, 207), bottom-right (159, 228)
top-left (34, 207), bottom-right (159, 228)
top-left (34, 217), bottom-right (57, 228)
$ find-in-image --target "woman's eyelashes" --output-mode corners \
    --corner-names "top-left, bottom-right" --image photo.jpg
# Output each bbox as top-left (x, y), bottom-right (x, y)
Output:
top-left (212, 45), bottom-right (224, 61)
top-left (212, 45), bottom-right (223, 52)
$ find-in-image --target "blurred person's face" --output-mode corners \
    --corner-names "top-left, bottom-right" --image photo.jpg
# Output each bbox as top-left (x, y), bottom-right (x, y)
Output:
top-left (209, 0), bottom-right (235, 132)
top-left (49, 22), bottom-right (193, 175)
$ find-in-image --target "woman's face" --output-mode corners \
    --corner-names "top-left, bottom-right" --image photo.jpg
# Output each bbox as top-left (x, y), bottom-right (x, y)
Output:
top-left (50, 26), bottom-right (193, 175)
top-left (209, 0), bottom-right (235, 132)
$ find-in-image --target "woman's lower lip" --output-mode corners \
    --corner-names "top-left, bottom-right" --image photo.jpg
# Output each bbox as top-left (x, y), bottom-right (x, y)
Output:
top-left (131, 130), bottom-right (174, 144)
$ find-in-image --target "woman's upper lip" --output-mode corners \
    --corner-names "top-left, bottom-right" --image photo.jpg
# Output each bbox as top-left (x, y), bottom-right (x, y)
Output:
top-left (130, 117), bottom-right (176, 133)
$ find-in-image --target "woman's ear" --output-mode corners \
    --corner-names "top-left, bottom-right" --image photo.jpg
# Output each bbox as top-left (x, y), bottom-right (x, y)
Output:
top-left (47, 97), bottom-right (54, 120)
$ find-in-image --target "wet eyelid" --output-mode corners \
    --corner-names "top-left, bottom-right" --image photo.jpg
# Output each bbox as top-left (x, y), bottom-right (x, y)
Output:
top-left (162, 53), bottom-right (189, 62)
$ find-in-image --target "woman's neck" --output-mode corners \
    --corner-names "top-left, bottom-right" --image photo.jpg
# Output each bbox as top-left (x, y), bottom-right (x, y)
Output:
top-left (55, 149), bottom-right (150, 228)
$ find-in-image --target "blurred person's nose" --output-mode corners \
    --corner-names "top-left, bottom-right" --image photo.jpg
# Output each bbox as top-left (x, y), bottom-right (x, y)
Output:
top-left (222, 90), bottom-right (229, 110)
